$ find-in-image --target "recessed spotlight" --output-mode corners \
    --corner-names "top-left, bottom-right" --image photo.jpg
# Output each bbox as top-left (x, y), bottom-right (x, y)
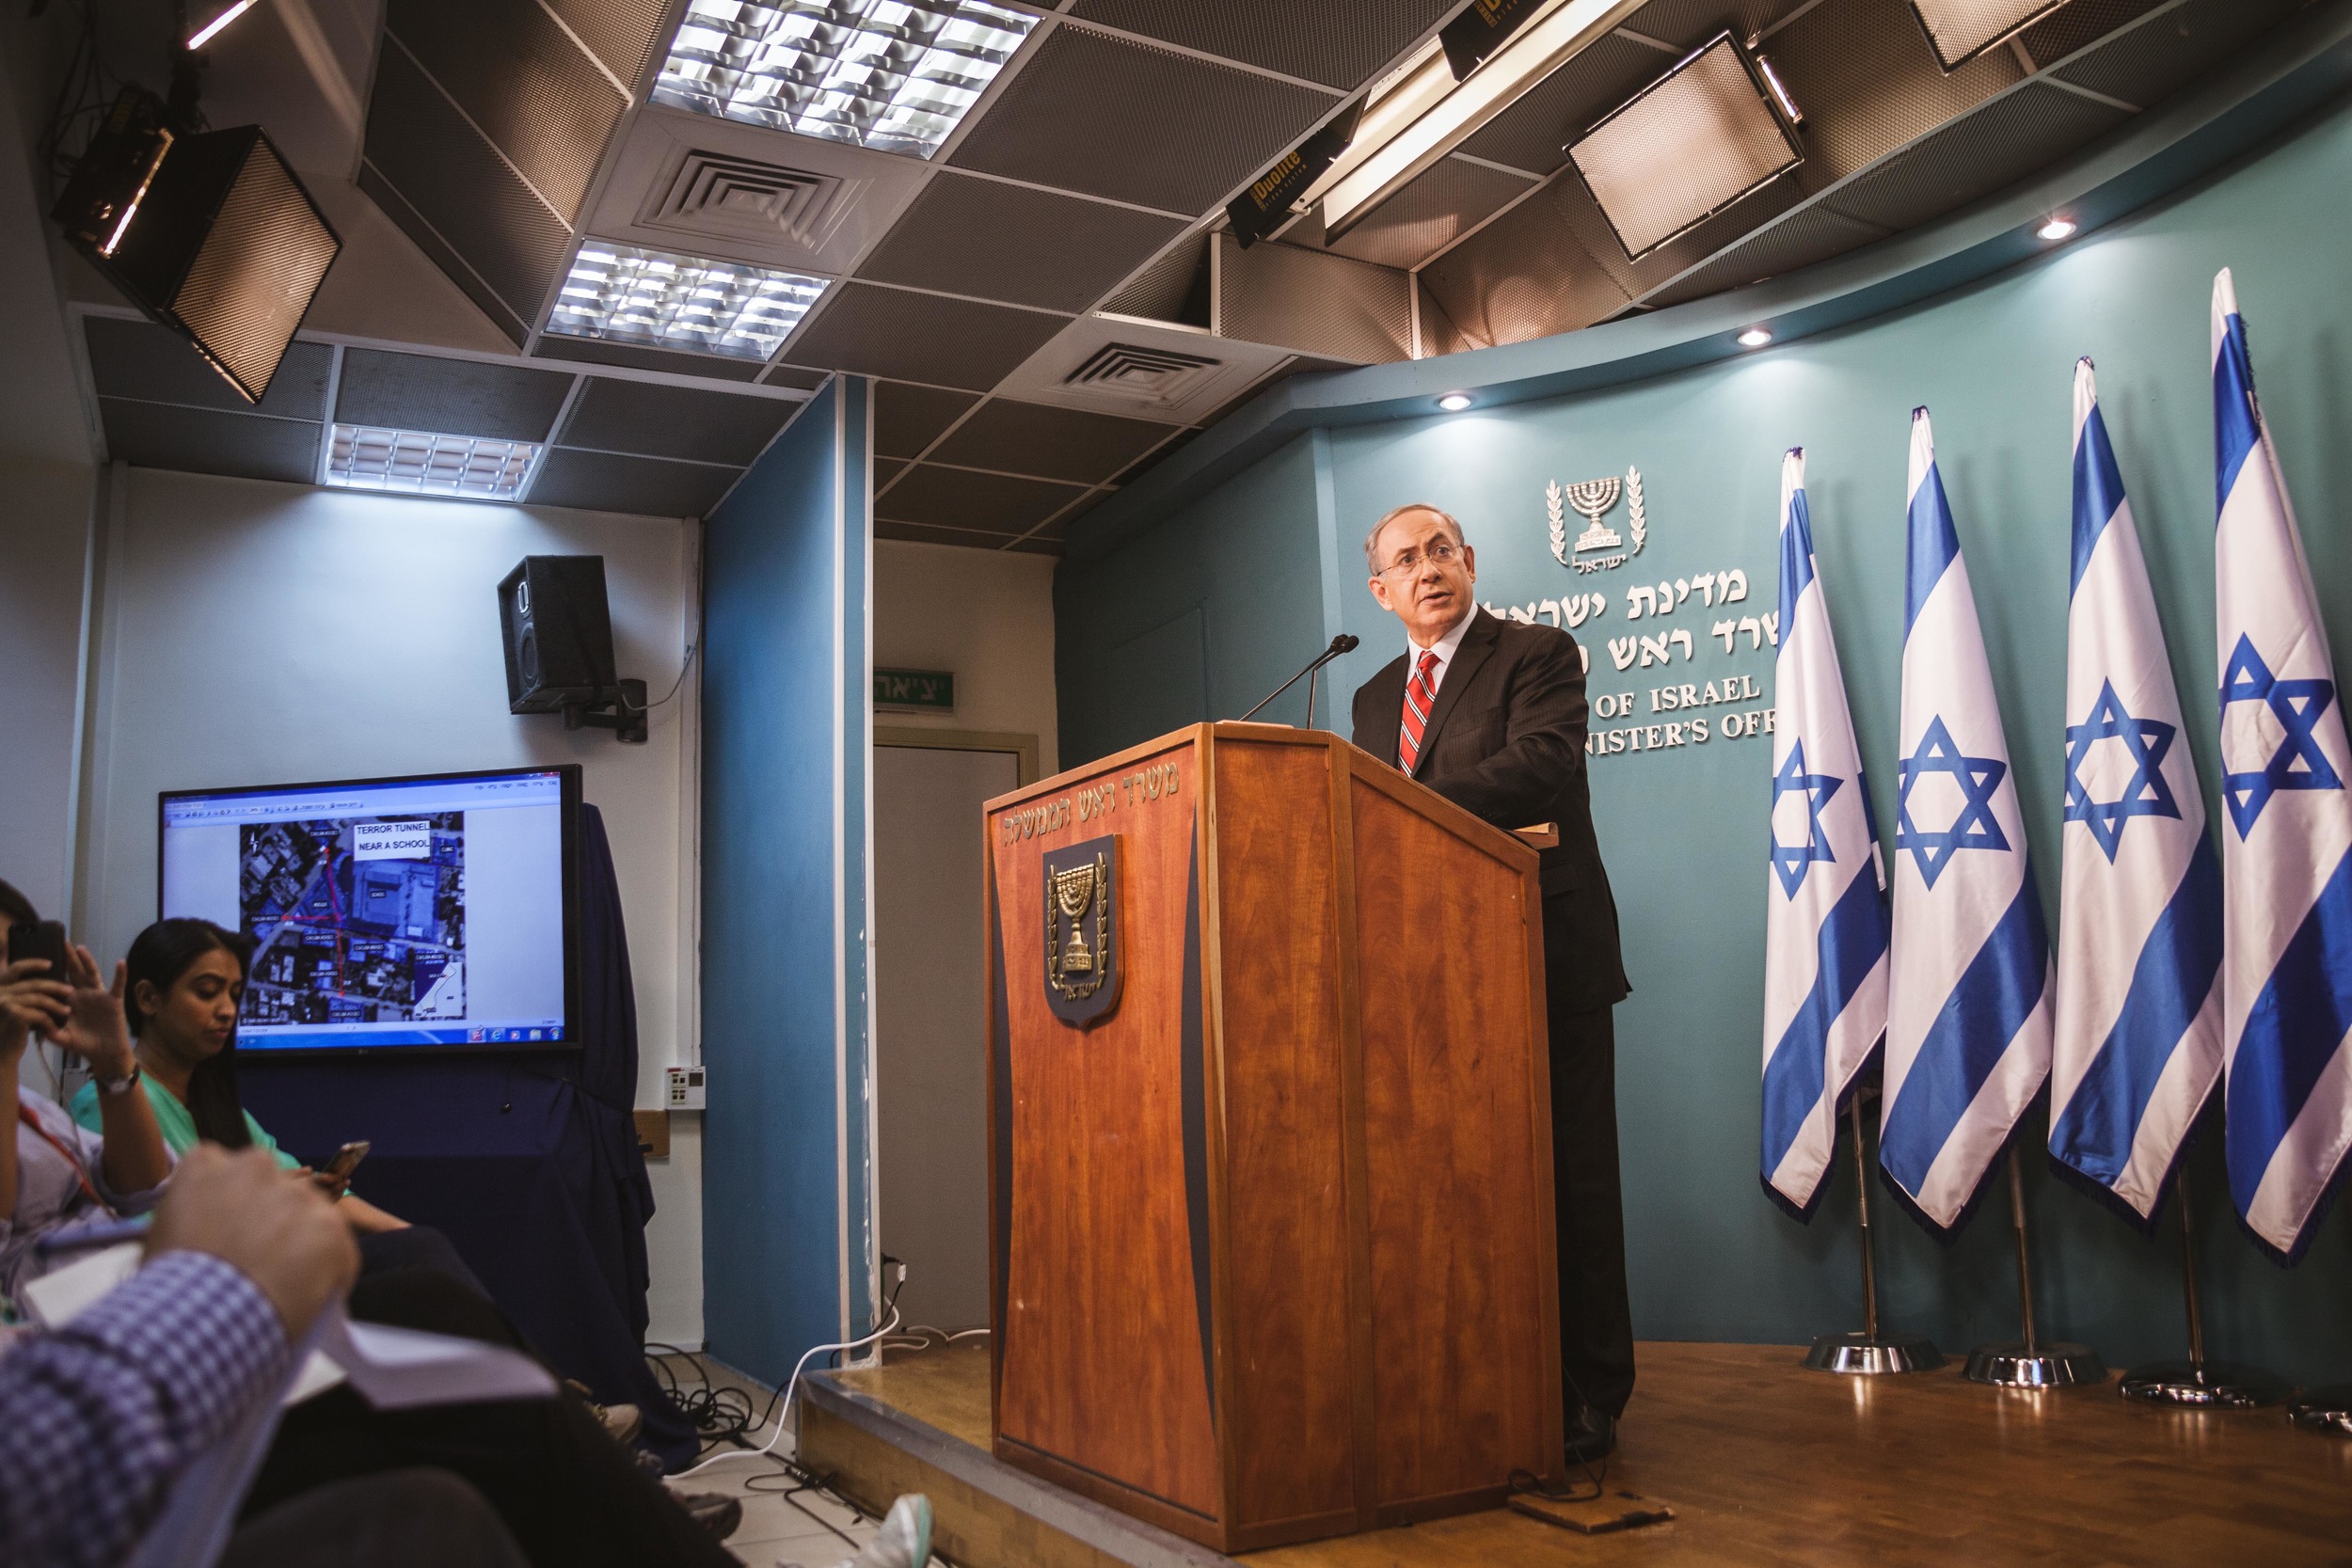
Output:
top-left (2038, 216), bottom-right (2078, 242)
top-left (1438, 391), bottom-right (1473, 412)
top-left (1739, 327), bottom-right (1773, 348)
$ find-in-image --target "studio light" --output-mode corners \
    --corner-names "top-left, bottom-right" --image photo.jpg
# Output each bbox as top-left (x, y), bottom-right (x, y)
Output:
top-left (2038, 215), bottom-right (2078, 241)
top-left (1317, 0), bottom-right (1646, 239)
top-left (1739, 327), bottom-right (1773, 348)
top-left (326, 425), bottom-right (539, 501)
top-left (186, 0), bottom-right (259, 49)
top-left (1438, 391), bottom-right (1474, 411)
top-left (1568, 34), bottom-right (1804, 260)
top-left (652, 0), bottom-right (1037, 160)
top-left (547, 243), bottom-right (829, 361)
top-left (1907, 0), bottom-right (2069, 71)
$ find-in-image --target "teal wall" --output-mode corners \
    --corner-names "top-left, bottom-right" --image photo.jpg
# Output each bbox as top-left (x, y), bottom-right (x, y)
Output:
top-left (1056, 93), bottom-right (2352, 1383)
top-left (702, 377), bottom-right (877, 1383)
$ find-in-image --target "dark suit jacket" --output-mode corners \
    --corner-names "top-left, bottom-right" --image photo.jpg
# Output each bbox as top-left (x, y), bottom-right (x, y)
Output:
top-left (1351, 607), bottom-right (1629, 1011)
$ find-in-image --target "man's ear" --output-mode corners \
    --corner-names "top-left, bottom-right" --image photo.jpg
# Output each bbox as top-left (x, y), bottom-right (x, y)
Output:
top-left (1369, 575), bottom-right (1392, 614)
top-left (1461, 544), bottom-right (1476, 582)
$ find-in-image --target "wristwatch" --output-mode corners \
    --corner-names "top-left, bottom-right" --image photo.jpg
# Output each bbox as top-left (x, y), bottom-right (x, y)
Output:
top-left (95, 1062), bottom-right (142, 1098)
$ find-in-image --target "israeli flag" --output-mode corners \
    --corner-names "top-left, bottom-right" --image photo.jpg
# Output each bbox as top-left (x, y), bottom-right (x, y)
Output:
top-left (2049, 358), bottom-right (2222, 1224)
top-left (1880, 408), bottom-right (2054, 1233)
top-left (2212, 269), bottom-right (2352, 1262)
top-left (1761, 448), bottom-right (1889, 1216)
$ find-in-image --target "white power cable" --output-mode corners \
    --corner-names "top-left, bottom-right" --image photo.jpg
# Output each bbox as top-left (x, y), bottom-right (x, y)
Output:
top-left (668, 1305), bottom-right (902, 1480)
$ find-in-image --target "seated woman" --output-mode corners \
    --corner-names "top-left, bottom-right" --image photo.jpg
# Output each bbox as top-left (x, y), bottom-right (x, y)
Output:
top-left (0, 879), bottom-right (172, 1304)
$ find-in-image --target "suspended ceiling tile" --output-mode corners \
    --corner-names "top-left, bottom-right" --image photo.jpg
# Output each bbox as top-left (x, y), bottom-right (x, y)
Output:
top-left (1327, 155), bottom-right (1537, 271)
top-left (874, 462), bottom-right (1089, 532)
top-left (1003, 532), bottom-right (1068, 556)
top-left (855, 173), bottom-right (1188, 312)
top-left (542, 0), bottom-right (672, 90)
top-left (927, 398), bottom-right (1174, 484)
top-left (1766, 0), bottom-right (2025, 189)
top-left (1419, 185), bottom-right (1631, 348)
top-left (1641, 201), bottom-right (1894, 308)
top-left (1455, 33), bottom-right (1672, 177)
top-left (875, 518), bottom-right (1030, 550)
top-left (84, 317), bottom-right (333, 419)
top-left (875, 381), bottom-right (981, 458)
top-left (784, 283), bottom-right (1069, 391)
top-left (1098, 233), bottom-right (1210, 324)
top-left (1064, 0), bottom-right (1455, 90)
top-left (993, 314), bottom-right (1295, 424)
top-left (1216, 236), bottom-right (1409, 364)
top-left (385, 0), bottom-right (624, 220)
top-left (97, 400), bottom-right (321, 484)
top-left (948, 26), bottom-right (1335, 216)
top-left (533, 334), bottom-right (766, 382)
top-left (361, 44), bottom-right (572, 342)
top-left (2055, 0), bottom-right (2304, 110)
top-left (761, 365), bottom-right (833, 390)
top-left (558, 378), bottom-right (799, 465)
top-left (1620, 0), bottom-right (1823, 51)
top-left (875, 458), bottom-right (909, 490)
top-left (527, 448), bottom-right (744, 515)
top-left (2019, 0), bottom-right (2170, 67)
top-left (1818, 82), bottom-right (2128, 235)
top-left (336, 349), bottom-right (578, 441)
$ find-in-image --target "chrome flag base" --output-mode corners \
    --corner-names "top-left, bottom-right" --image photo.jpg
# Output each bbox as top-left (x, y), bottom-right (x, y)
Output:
top-left (1804, 1331), bottom-right (1946, 1375)
top-left (1963, 1342), bottom-right (2106, 1388)
top-left (2119, 1360), bottom-right (2288, 1408)
top-left (2288, 1384), bottom-right (2352, 1434)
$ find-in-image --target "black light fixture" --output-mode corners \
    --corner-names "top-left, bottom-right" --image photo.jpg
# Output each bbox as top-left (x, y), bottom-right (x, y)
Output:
top-left (1907, 0), bottom-right (2069, 71)
top-left (1567, 34), bottom-right (1804, 261)
top-left (53, 87), bottom-right (340, 403)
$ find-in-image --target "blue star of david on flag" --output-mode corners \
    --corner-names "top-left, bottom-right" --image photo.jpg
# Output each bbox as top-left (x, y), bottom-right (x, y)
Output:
top-left (2219, 633), bottom-right (2343, 837)
top-left (1769, 740), bottom-right (1842, 898)
top-left (2063, 680), bottom-right (2183, 863)
top-left (1896, 715), bottom-right (2010, 888)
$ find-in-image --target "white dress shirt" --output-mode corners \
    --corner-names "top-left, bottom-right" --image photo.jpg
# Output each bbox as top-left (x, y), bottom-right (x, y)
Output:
top-left (1405, 605), bottom-right (1479, 699)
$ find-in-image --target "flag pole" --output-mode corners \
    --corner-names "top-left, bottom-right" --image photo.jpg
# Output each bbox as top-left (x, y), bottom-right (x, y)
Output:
top-left (1803, 1089), bottom-right (1942, 1374)
top-left (1963, 1146), bottom-right (2104, 1386)
top-left (2121, 1164), bottom-right (2287, 1406)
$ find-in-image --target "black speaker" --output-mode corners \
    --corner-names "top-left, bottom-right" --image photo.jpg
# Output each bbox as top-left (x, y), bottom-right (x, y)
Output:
top-left (498, 556), bottom-right (619, 715)
top-left (54, 87), bottom-right (340, 404)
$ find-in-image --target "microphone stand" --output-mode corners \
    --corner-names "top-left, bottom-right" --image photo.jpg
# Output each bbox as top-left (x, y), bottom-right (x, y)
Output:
top-left (1239, 635), bottom-right (1359, 726)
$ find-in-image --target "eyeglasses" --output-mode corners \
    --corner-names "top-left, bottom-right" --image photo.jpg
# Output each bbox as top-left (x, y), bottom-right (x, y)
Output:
top-left (1376, 539), bottom-right (1463, 578)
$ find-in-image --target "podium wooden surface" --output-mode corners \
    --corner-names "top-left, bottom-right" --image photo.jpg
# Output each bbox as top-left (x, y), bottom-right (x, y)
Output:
top-left (982, 722), bottom-right (1564, 1553)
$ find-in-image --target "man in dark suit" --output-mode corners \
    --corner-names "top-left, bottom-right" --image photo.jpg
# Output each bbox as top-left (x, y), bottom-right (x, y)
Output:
top-left (1350, 501), bottom-right (1632, 1462)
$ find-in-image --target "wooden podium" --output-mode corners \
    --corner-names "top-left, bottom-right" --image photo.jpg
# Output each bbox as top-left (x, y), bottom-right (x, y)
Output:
top-left (983, 722), bottom-right (1563, 1553)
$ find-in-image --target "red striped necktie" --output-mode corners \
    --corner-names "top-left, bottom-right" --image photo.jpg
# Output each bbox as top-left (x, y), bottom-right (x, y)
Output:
top-left (1398, 649), bottom-right (1440, 774)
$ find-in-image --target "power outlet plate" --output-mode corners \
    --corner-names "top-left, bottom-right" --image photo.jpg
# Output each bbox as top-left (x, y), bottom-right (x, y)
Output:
top-left (666, 1065), bottom-right (706, 1110)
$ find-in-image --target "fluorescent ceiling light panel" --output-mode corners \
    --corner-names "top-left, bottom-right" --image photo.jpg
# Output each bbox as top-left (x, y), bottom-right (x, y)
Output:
top-left (1319, 0), bottom-right (1647, 237)
top-left (1906, 0), bottom-right (2069, 71)
top-left (652, 0), bottom-right (1037, 160)
top-left (1568, 36), bottom-right (1802, 260)
top-left (326, 426), bottom-right (538, 500)
top-left (547, 243), bottom-right (829, 361)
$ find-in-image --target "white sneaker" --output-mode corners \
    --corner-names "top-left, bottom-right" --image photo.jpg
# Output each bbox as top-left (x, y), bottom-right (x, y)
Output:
top-left (786, 1494), bottom-right (930, 1568)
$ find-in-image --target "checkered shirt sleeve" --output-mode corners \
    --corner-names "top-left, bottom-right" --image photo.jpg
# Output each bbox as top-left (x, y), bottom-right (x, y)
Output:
top-left (0, 1250), bottom-right (291, 1568)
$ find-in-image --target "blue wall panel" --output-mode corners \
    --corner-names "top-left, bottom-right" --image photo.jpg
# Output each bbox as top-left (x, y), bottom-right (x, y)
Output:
top-left (1056, 94), bottom-right (2352, 1382)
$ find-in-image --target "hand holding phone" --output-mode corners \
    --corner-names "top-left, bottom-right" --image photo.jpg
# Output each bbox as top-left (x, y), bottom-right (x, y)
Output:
top-left (7, 921), bottom-right (69, 979)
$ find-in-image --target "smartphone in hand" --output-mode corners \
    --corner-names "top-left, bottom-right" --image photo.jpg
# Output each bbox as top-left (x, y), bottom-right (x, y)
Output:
top-left (7, 920), bottom-right (69, 977)
top-left (325, 1141), bottom-right (371, 1180)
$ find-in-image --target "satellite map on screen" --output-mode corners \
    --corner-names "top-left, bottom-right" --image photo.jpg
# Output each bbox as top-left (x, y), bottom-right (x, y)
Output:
top-left (241, 814), bottom-right (467, 1027)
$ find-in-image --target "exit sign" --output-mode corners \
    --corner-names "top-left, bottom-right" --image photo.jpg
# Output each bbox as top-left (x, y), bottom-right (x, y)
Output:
top-left (876, 668), bottom-right (955, 710)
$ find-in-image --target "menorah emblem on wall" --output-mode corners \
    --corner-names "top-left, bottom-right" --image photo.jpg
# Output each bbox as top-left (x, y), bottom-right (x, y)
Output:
top-left (1565, 477), bottom-right (1623, 552)
top-left (1546, 467), bottom-right (1647, 573)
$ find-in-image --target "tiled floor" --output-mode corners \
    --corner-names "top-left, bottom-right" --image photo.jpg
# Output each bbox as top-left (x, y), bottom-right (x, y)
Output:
top-left (653, 1354), bottom-right (884, 1568)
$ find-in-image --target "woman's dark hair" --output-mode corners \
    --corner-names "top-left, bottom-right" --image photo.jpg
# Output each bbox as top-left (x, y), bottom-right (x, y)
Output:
top-left (126, 918), bottom-right (255, 1149)
top-left (0, 879), bottom-right (39, 928)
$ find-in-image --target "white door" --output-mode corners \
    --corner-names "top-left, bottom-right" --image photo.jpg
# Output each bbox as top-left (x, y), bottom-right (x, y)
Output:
top-left (874, 743), bottom-right (1020, 1333)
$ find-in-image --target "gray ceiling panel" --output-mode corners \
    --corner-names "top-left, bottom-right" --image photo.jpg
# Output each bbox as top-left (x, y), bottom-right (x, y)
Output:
top-left (927, 398), bottom-right (1173, 484)
top-left (85, 317), bottom-right (333, 419)
top-left (761, 365), bottom-right (834, 391)
top-left (1820, 83), bottom-right (2127, 235)
top-left (357, 165), bottom-right (527, 343)
top-left (2019, 0), bottom-right (2170, 68)
top-left (1004, 532), bottom-right (1066, 555)
top-left (948, 26), bottom-right (1335, 216)
top-left (1643, 201), bottom-right (1895, 308)
top-left (875, 518), bottom-right (1029, 549)
top-left (1456, 34), bottom-right (1673, 176)
top-left (336, 350), bottom-right (578, 440)
top-left (875, 458), bottom-right (909, 490)
top-left (362, 43), bottom-right (573, 341)
top-left (1098, 234), bottom-right (1209, 324)
top-left (1216, 237), bottom-right (1411, 363)
top-left (1419, 184), bottom-right (1631, 349)
top-left (785, 285), bottom-right (1068, 391)
top-left (528, 448), bottom-right (744, 515)
top-left (1065, 1), bottom-right (1454, 90)
top-left (1768, 0), bottom-right (2025, 190)
top-left (1622, 0), bottom-right (1822, 50)
top-left (534, 334), bottom-right (765, 382)
top-left (1327, 156), bottom-right (1536, 271)
top-left (98, 400), bottom-right (321, 484)
top-left (544, 0), bottom-right (672, 89)
top-left (875, 463), bottom-right (1089, 532)
top-left (856, 174), bottom-right (1188, 312)
top-left (386, 0), bottom-right (624, 219)
top-left (558, 379), bottom-right (798, 465)
top-left (2056, 0), bottom-right (2303, 110)
top-left (875, 381), bottom-right (980, 458)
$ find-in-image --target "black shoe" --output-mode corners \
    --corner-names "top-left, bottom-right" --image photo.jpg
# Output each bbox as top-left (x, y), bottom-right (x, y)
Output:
top-left (1565, 1405), bottom-right (1615, 1464)
top-left (676, 1491), bottom-right (743, 1541)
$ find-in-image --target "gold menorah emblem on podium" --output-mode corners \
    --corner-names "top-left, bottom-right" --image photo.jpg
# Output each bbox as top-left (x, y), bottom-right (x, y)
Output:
top-left (1565, 476), bottom-right (1623, 552)
top-left (1054, 863), bottom-right (1098, 974)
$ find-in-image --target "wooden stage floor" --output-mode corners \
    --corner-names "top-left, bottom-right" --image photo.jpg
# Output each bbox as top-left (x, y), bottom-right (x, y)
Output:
top-left (825, 1340), bottom-right (2352, 1567)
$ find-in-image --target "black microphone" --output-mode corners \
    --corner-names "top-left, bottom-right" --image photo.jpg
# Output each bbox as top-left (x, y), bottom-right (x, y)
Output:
top-left (1238, 634), bottom-right (1360, 726)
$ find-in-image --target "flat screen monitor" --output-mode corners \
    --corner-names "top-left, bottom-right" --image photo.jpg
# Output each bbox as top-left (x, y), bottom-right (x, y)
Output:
top-left (159, 765), bottom-right (580, 1053)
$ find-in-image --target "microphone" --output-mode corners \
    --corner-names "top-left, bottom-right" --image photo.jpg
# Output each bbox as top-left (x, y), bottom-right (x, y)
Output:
top-left (1238, 634), bottom-right (1360, 726)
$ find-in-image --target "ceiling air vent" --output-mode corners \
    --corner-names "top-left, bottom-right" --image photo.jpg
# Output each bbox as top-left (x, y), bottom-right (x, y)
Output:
top-left (640, 150), bottom-right (855, 252)
top-left (1062, 342), bottom-right (1226, 411)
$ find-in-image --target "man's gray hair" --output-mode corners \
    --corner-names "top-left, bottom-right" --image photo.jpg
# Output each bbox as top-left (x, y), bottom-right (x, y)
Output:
top-left (1363, 503), bottom-right (1466, 576)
